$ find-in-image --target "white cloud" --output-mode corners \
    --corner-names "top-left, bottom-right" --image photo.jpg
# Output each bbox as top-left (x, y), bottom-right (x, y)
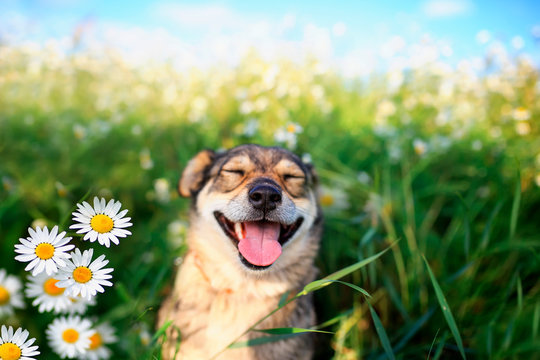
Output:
top-left (303, 23), bottom-right (333, 60)
top-left (332, 22), bottom-right (347, 37)
top-left (475, 29), bottom-right (490, 44)
top-left (278, 13), bottom-right (296, 34)
top-left (95, 23), bottom-right (197, 68)
top-left (152, 2), bottom-right (259, 31)
top-left (422, 0), bottom-right (473, 18)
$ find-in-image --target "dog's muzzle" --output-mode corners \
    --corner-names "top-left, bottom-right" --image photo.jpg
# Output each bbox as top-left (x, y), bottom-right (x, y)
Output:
top-left (213, 179), bottom-right (304, 270)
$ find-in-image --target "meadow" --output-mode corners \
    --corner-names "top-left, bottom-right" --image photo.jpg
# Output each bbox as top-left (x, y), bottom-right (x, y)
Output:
top-left (0, 39), bottom-right (539, 359)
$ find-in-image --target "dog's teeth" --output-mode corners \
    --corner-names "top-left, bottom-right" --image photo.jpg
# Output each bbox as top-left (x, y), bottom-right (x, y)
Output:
top-left (234, 222), bottom-right (244, 240)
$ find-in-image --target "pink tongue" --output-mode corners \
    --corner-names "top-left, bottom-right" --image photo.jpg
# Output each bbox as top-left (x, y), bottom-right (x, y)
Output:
top-left (238, 222), bottom-right (282, 266)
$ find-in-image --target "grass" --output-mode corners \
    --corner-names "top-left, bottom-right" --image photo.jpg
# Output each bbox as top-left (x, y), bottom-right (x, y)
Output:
top-left (0, 43), bottom-right (539, 359)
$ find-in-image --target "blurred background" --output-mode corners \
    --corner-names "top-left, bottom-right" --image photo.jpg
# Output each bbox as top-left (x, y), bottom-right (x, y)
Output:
top-left (0, 0), bottom-right (539, 359)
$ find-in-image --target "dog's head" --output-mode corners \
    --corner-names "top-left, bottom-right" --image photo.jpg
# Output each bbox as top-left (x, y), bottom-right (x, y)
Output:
top-left (179, 144), bottom-right (321, 272)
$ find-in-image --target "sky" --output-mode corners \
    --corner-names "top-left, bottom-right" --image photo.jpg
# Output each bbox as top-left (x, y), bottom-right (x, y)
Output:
top-left (1, 0), bottom-right (539, 75)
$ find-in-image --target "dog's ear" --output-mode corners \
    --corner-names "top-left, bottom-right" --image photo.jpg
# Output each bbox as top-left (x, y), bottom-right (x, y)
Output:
top-left (178, 149), bottom-right (216, 197)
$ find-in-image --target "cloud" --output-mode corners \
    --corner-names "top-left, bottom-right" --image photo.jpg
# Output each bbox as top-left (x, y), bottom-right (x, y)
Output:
top-left (94, 23), bottom-right (198, 68)
top-left (152, 2), bottom-right (260, 31)
top-left (422, 0), bottom-right (473, 18)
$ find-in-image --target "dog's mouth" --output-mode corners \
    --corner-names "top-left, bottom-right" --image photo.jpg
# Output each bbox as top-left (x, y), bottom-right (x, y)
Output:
top-left (214, 211), bottom-right (304, 270)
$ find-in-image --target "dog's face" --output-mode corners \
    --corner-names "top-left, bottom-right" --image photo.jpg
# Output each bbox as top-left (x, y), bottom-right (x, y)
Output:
top-left (179, 144), bottom-right (320, 272)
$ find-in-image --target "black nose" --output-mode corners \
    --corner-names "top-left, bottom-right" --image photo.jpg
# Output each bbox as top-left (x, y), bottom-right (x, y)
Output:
top-left (248, 184), bottom-right (282, 211)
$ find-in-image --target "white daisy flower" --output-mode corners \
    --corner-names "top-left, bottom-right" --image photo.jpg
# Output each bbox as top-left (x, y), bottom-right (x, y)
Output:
top-left (274, 122), bottom-right (303, 149)
top-left (70, 197), bottom-right (132, 248)
top-left (318, 185), bottom-right (349, 213)
top-left (0, 325), bottom-right (40, 360)
top-left (64, 294), bottom-right (97, 315)
top-left (14, 226), bottom-right (75, 276)
top-left (0, 269), bottom-right (25, 317)
top-left (134, 323), bottom-right (152, 346)
top-left (55, 248), bottom-right (114, 301)
top-left (25, 272), bottom-right (72, 313)
top-left (79, 322), bottom-right (117, 360)
top-left (413, 138), bottom-right (428, 156)
top-left (46, 316), bottom-right (94, 359)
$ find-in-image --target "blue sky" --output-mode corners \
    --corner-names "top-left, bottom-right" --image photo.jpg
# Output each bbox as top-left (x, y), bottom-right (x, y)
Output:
top-left (1, 0), bottom-right (539, 73)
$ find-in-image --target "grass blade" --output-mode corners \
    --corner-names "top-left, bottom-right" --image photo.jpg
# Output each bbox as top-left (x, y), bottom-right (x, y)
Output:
top-left (298, 279), bottom-right (371, 298)
top-left (487, 322), bottom-right (493, 357)
top-left (533, 302), bottom-right (539, 339)
top-left (455, 193), bottom-right (470, 260)
top-left (509, 167), bottom-right (521, 241)
top-left (255, 327), bottom-right (333, 335)
top-left (517, 275), bottom-right (523, 314)
top-left (278, 290), bottom-right (291, 308)
top-left (228, 334), bottom-right (297, 349)
top-left (394, 307), bottom-right (435, 352)
top-left (297, 243), bottom-right (394, 297)
top-left (382, 276), bottom-right (409, 321)
top-left (152, 320), bottom-right (172, 343)
top-left (312, 310), bottom-right (352, 330)
top-left (432, 331), bottom-right (449, 360)
top-left (325, 242), bottom-right (395, 281)
top-left (479, 200), bottom-right (503, 251)
top-left (502, 318), bottom-right (515, 351)
top-left (422, 255), bottom-right (466, 359)
top-left (427, 328), bottom-right (441, 360)
top-left (230, 327), bottom-right (333, 349)
top-left (333, 280), bottom-right (372, 298)
top-left (368, 301), bottom-right (396, 360)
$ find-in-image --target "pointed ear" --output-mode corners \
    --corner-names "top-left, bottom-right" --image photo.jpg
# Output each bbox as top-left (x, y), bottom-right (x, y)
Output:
top-left (178, 149), bottom-right (216, 197)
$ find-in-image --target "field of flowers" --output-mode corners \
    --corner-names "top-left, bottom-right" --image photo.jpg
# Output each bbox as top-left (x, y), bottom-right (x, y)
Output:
top-left (0, 38), bottom-right (539, 359)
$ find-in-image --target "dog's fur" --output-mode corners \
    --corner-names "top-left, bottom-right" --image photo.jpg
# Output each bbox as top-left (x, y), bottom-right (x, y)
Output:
top-left (157, 144), bottom-right (322, 360)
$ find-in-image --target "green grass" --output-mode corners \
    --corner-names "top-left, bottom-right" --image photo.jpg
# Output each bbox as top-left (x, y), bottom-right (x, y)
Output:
top-left (0, 45), bottom-right (539, 359)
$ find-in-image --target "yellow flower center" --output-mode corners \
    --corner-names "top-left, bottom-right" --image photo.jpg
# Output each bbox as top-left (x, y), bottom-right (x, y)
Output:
top-left (0, 343), bottom-right (22, 360)
top-left (43, 278), bottom-right (65, 296)
top-left (320, 194), bottom-right (334, 207)
top-left (414, 143), bottom-right (427, 155)
top-left (62, 328), bottom-right (80, 343)
top-left (73, 266), bottom-right (92, 283)
top-left (90, 214), bottom-right (114, 233)
top-left (89, 332), bottom-right (103, 350)
top-left (35, 243), bottom-right (55, 260)
top-left (0, 285), bottom-right (10, 305)
top-left (286, 124), bottom-right (296, 133)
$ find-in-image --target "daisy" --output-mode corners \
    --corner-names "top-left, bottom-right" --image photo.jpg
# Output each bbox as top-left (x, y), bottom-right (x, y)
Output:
top-left (318, 185), bottom-right (349, 213)
top-left (413, 138), bottom-right (428, 156)
top-left (0, 269), bottom-right (25, 317)
top-left (64, 294), bottom-right (97, 315)
top-left (512, 106), bottom-right (531, 121)
top-left (55, 248), bottom-right (113, 301)
top-left (70, 197), bottom-right (132, 248)
top-left (14, 226), bottom-right (75, 276)
top-left (25, 272), bottom-right (72, 313)
top-left (274, 122), bottom-right (303, 149)
top-left (79, 322), bottom-right (117, 360)
top-left (0, 325), bottom-right (40, 360)
top-left (46, 316), bottom-right (94, 359)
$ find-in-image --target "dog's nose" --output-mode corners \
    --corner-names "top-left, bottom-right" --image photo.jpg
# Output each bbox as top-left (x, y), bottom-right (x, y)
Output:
top-left (248, 184), bottom-right (282, 211)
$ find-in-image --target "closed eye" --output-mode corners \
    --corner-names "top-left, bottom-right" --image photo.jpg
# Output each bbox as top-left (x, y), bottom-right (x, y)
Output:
top-left (222, 169), bottom-right (245, 176)
top-left (283, 174), bottom-right (305, 181)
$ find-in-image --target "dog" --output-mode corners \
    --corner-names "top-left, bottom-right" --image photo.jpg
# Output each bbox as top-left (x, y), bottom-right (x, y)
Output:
top-left (157, 144), bottom-right (323, 360)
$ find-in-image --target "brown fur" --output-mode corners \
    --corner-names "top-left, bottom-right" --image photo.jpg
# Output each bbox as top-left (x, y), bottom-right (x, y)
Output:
top-left (158, 144), bottom-right (322, 360)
